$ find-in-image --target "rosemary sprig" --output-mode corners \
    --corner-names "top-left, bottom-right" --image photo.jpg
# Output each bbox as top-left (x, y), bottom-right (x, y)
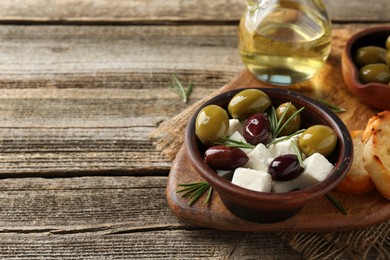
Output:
top-left (269, 106), bottom-right (278, 137)
top-left (204, 185), bottom-right (213, 204)
top-left (325, 193), bottom-right (348, 215)
top-left (275, 106), bottom-right (305, 137)
top-left (215, 137), bottom-right (255, 149)
top-left (177, 182), bottom-right (213, 206)
top-left (267, 129), bottom-right (305, 147)
top-left (168, 75), bottom-right (193, 103)
top-left (274, 102), bottom-right (292, 137)
top-left (269, 103), bottom-right (305, 138)
top-left (291, 141), bottom-right (305, 168)
top-left (316, 98), bottom-right (346, 113)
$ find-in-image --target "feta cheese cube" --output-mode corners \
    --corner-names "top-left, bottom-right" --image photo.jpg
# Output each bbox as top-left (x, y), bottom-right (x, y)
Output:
top-left (244, 143), bottom-right (273, 172)
top-left (267, 135), bottom-right (304, 158)
top-left (231, 168), bottom-right (272, 192)
top-left (227, 119), bottom-right (244, 136)
top-left (294, 152), bottom-right (334, 189)
top-left (271, 180), bottom-right (299, 193)
top-left (228, 131), bottom-right (246, 143)
top-left (268, 137), bottom-right (297, 158)
top-left (216, 170), bottom-right (233, 180)
top-left (227, 131), bottom-right (252, 153)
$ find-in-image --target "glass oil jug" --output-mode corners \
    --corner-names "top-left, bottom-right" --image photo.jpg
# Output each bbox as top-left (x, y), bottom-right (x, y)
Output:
top-left (238, 0), bottom-right (332, 85)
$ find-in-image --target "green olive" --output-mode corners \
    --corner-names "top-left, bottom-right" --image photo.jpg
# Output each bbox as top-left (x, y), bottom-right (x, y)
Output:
top-left (298, 125), bottom-right (337, 157)
top-left (386, 35), bottom-right (390, 50)
top-left (275, 102), bottom-right (301, 136)
top-left (354, 46), bottom-right (387, 68)
top-left (386, 50), bottom-right (390, 68)
top-left (195, 105), bottom-right (229, 146)
top-left (228, 89), bottom-right (271, 120)
top-left (359, 63), bottom-right (390, 84)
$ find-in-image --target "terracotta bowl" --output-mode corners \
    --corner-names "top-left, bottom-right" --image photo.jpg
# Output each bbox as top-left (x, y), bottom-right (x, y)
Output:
top-left (185, 88), bottom-right (353, 223)
top-left (342, 26), bottom-right (390, 110)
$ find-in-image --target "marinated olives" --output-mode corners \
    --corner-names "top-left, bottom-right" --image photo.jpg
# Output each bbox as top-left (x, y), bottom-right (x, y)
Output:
top-left (195, 105), bottom-right (229, 146)
top-left (275, 102), bottom-right (301, 136)
top-left (298, 125), bottom-right (337, 157)
top-left (228, 89), bottom-right (271, 120)
top-left (243, 113), bottom-right (271, 145)
top-left (359, 63), bottom-right (390, 84)
top-left (269, 154), bottom-right (304, 181)
top-left (204, 145), bottom-right (249, 170)
top-left (354, 46), bottom-right (387, 68)
top-left (352, 35), bottom-right (390, 84)
top-left (193, 88), bottom-right (337, 195)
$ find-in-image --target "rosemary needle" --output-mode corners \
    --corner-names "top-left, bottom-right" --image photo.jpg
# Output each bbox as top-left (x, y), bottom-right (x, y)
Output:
top-left (215, 137), bottom-right (255, 149)
top-left (204, 186), bottom-right (213, 205)
top-left (178, 183), bottom-right (206, 197)
top-left (325, 193), bottom-right (348, 215)
top-left (316, 98), bottom-right (346, 113)
top-left (188, 184), bottom-right (209, 206)
top-left (274, 102), bottom-right (293, 137)
top-left (268, 103), bottom-right (304, 138)
top-left (269, 106), bottom-right (278, 137)
top-left (169, 75), bottom-right (193, 103)
top-left (177, 182), bottom-right (212, 206)
top-left (267, 129), bottom-right (305, 147)
top-left (274, 106), bottom-right (305, 137)
top-left (291, 141), bottom-right (305, 168)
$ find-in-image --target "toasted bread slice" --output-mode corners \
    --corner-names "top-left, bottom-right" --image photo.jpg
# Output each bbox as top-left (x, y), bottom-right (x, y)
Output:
top-left (362, 111), bottom-right (390, 200)
top-left (335, 130), bottom-right (375, 194)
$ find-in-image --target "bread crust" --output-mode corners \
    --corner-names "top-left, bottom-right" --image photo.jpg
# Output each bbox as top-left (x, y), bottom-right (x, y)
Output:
top-left (362, 111), bottom-right (390, 200)
top-left (335, 130), bottom-right (374, 194)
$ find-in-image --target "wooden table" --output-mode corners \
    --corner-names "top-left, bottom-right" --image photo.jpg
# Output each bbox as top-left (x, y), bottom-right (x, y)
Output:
top-left (0, 0), bottom-right (389, 258)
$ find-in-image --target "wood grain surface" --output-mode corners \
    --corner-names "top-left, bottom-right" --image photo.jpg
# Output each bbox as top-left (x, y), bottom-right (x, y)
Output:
top-left (0, 0), bottom-right (389, 23)
top-left (0, 0), bottom-right (389, 258)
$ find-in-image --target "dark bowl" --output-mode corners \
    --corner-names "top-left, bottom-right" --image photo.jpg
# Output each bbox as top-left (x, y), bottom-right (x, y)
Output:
top-left (185, 88), bottom-right (353, 223)
top-left (342, 26), bottom-right (390, 110)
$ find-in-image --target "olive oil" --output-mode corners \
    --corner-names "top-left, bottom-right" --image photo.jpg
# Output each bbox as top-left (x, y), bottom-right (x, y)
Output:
top-left (239, 0), bottom-right (332, 85)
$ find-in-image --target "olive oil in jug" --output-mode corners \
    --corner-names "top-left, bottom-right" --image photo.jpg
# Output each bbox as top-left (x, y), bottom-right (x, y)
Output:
top-left (239, 0), bottom-right (332, 85)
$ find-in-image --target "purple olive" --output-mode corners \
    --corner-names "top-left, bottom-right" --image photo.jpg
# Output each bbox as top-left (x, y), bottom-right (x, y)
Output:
top-left (204, 145), bottom-right (249, 170)
top-left (243, 113), bottom-right (271, 145)
top-left (269, 154), bottom-right (304, 181)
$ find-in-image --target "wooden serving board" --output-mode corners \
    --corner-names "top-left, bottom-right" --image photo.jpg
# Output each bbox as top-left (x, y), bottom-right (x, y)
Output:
top-left (166, 31), bottom-right (390, 232)
top-left (168, 146), bottom-right (389, 232)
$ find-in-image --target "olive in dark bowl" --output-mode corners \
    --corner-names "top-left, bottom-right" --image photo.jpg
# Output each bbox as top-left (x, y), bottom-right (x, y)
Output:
top-left (342, 26), bottom-right (390, 110)
top-left (185, 88), bottom-right (353, 223)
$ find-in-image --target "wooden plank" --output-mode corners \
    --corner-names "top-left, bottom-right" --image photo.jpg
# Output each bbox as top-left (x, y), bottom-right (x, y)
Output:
top-left (0, 25), bottom-right (242, 83)
top-left (325, 0), bottom-right (390, 23)
top-left (0, 176), bottom-right (303, 258)
top-left (0, 0), bottom-right (245, 23)
top-left (0, 176), bottom-right (383, 259)
top-left (0, 25), bottom-right (241, 176)
top-left (0, 176), bottom-right (175, 229)
top-left (0, 0), bottom-right (389, 23)
top-left (0, 87), bottom-right (232, 176)
top-left (0, 231), bottom-right (303, 259)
